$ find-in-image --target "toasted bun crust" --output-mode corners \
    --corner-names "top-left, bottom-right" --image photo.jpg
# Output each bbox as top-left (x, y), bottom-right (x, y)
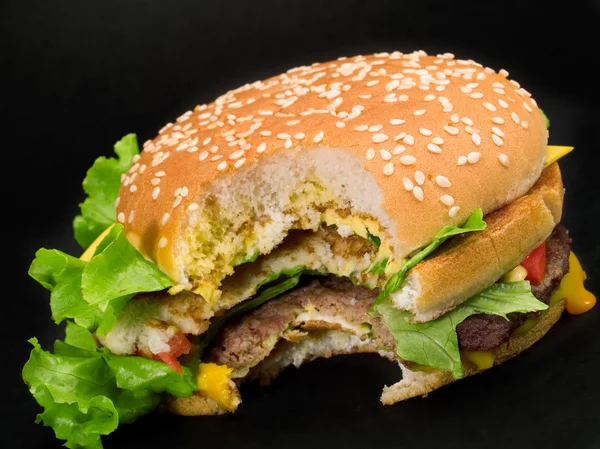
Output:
top-left (381, 298), bottom-right (566, 404)
top-left (116, 50), bottom-right (547, 286)
top-left (394, 162), bottom-right (564, 321)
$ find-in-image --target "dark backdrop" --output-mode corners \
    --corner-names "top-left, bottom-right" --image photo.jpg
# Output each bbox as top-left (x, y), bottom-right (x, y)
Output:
top-left (3, 1), bottom-right (600, 448)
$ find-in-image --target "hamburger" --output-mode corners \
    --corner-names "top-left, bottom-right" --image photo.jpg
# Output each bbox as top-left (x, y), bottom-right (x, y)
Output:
top-left (22, 50), bottom-right (596, 447)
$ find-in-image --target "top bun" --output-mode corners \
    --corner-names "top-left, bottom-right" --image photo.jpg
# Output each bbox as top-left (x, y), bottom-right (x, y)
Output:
top-left (116, 50), bottom-right (548, 296)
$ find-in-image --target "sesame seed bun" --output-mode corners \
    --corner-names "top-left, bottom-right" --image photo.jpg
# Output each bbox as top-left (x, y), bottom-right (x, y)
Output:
top-left (116, 50), bottom-right (548, 303)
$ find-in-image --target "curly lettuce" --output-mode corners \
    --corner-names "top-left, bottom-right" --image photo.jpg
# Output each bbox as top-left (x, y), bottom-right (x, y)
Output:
top-left (73, 134), bottom-right (139, 248)
top-left (373, 281), bottom-right (548, 378)
top-left (23, 323), bottom-right (197, 449)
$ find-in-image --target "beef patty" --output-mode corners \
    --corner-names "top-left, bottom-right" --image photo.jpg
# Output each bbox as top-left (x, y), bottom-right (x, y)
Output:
top-left (208, 225), bottom-right (571, 369)
top-left (456, 224), bottom-right (571, 351)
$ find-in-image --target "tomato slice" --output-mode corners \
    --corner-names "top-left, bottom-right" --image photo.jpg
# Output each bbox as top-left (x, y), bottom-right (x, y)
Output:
top-left (521, 242), bottom-right (546, 285)
top-left (167, 332), bottom-right (192, 358)
top-left (154, 352), bottom-right (183, 375)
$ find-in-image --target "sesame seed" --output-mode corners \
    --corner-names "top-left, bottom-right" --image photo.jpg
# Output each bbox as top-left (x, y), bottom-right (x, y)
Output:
top-left (187, 204), bottom-right (198, 212)
top-left (403, 177), bottom-right (414, 191)
top-left (403, 135), bottom-right (414, 145)
top-left (469, 92), bottom-right (484, 99)
top-left (129, 185), bottom-right (137, 193)
top-left (313, 131), bottom-right (325, 143)
top-left (117, 212), bottom-right (125, 223)
top-left (498, 99), bottom-right (509, 108)
top-left (355, 125), bottom-right (368, 131)
top-left (440, 194), bottom-right (455, 206)
top-left (260, 130), bottom-right (272, 136)
top-left (393, 145), bottom-right (406, 155)
top-left (386, 80), bottom-right (400, 91)
top-left (294, 132), bottom-right (305, 139)
top-left (491, 134), bottom-right (504, 146)
top-left (432, 137), bottom-right (444, 145)
top-left (398, 94), bottom-right (409, 101)
top-left (449, 206), bottom-right (461, 217)
top-left (492, 126), bottom-right (504, 137)
top-left (366, 80), bottom-right (379, 86)
top-left (286, 119), bottom-right (300, 126)
top-left (336, 122), bottom-right (346, 128)
top-left (467, 152), bottom-right (481, 163)
top-left (460, 86), bottom-right (472, 94)
top-left (492, 117), bottom-right (505, 124)
top-left (424, 94), bottom-right (436, 101)
top-left (414, 109), bottom-right (426, 116)
top-left (151, 178), bottom-right (160, 186)
top-left (285, 138), bottom-right (292, 148)
top-left (472, 133), bottom-right (481, 146)
top-left (499, 69), bottom-right (509, 77)
top-left (229, 149), bottom-right (245, 160)
top-left (257, 142), bottom-right (267, 153)
top-left (115, 197), bottom-right (120, 207)
top-left (461, 117), bottom-right (473, 126)
top-left (210, 146), bottom-right (219, 153)
top-left (372, 133), bottom-right (389, 143)
top-left (413, 186), bottom-right (424, 201)
top-left (152, 186), bottom-right (160, 200)
top-left (394, 132), bottom-right (407, 141)
top-left (419, 128), bottom-right (432, 136)
top-left (483, 102), bottom-right (497, 112)
top-left (383, 162), bottom-right (394, 176)
top-left (435, 175), bottom-right (451, 187)
top-left (210, 155), bottom-right (223, 161)
top-left (511, 112), bottom-right (520, 124)
top-left (451, 114), bottom-right (460, 123)
top-left (400, 155), bottom-right (416, 165)
top-left (277, 133), bottom-right (290, 140)
top-left (366, 148), bottom-right (375, 161)
top-left (173, 196), bottom-right (182, 207)
top-left (414, 170), bottom-right (425, 185)
top-left (161, 213), bottom-right (171, 225)
top-left (217, 161), bottom-right (227, 171)
top-left (158, 237), bottom-right (168, 248)
top-left (155, 171), bottom-right (166, 177)
top-left (521, 120), bottom-right (529, 129)
top-left (380, 149), bottom-right (392, 160)
top-left (427, 143), bottom-right (442, 153)
top-left (523, 102), bottom-right (533, 112)
top-left (444, 125), bottom-right (459, 135)
top-left (369, 125), bottom-right (383, 132)
top-left (390, 119), bottom-right (406, 125)
top-left (234, 158), bottom-right (246, 168)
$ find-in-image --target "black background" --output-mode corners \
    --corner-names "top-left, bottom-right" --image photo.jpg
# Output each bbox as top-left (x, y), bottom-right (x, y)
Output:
top-left (3, 1), bottom-right (600, 448)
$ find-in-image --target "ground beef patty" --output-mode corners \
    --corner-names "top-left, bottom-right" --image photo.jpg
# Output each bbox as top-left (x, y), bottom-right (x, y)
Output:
top-left (208, 225), bottom-right (571, 369)
top-left (456, 224), bottom-right (571, 351)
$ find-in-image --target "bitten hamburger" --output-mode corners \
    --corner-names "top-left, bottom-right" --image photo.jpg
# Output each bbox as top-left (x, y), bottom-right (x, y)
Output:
top-left (23, 50), bottom-right (596, 447)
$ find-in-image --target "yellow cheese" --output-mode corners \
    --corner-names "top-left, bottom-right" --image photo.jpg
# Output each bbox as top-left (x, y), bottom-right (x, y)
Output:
top-left (196, 363), bottom-right (240, 411)
top-left (462, 350), bottom-right (495, 370)
top-left (80, 224), bottom-right (115, 261)
top-left (550, 251), bottom-right (596, 314)
top-left (545, 145), bottom-right (574, 168)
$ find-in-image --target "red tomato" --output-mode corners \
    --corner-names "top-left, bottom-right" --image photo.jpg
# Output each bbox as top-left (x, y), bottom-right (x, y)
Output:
top-left (154, 352), bottom-right (183, 375)
top-left (521, 242), bottom-right (546, 285)
top-left (167, 332), bottom-right (192, 357)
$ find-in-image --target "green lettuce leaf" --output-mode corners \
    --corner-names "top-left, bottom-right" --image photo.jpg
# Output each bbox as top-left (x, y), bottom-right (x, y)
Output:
top-left (73, 134), bottom-right (139, 249)
top-left (29, 249), bottom-right (102, 330)
top-left (29, 224), bottom-right (174, 335)
top-left (540, 108), bottom-right (550, 129)
top-left (374, 281), bottom-right (548, 378)
top-left (366, 229), bottom-right (381, 248)
top-left (23, 326), bottom-right (197, 449)
top-left (366, 257), bottom-right (389, 275)
top-left (373, 208), bottom-right (486, 308)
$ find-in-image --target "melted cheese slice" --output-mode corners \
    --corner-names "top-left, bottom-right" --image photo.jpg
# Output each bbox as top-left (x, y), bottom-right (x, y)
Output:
top-left (196, 363), bottom-right (240, 411)
top-left (80, 224), bottom-right (115, 261)
top-left (551, 251), bottom-right (596, 314)
top-left (545, 145), bottom-right (574, 168)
